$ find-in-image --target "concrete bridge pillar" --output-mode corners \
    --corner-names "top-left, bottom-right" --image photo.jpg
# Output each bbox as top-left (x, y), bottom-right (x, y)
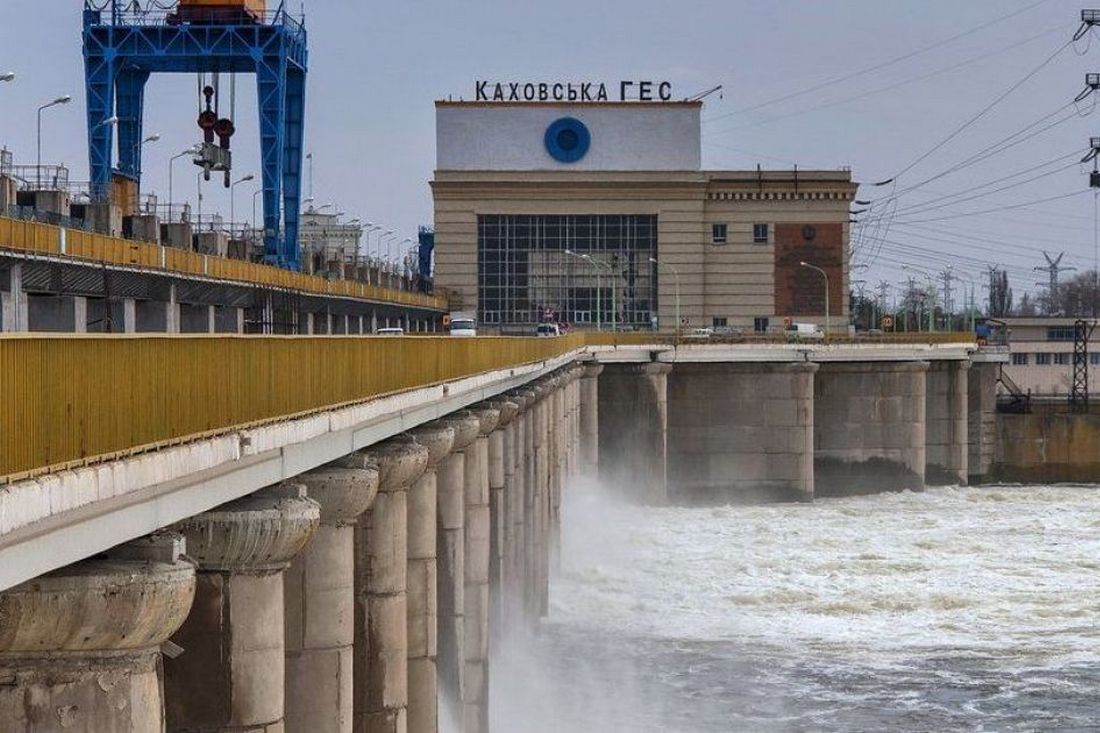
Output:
top-left (284, 465), bottom-right (380, 733)
top-left (405, 424), bottom-right (457, 733)
top-left (668, 362), bottom-right (817, 504)
top-left (925, 360), bottom-right (970, 486)
top-left (968, 360), bottom-right (1000, 484)
top-left (504, 390), bottom-right (533, 631)
top-left (598, 362), bottom-right (672, 504)
top-left (579, 364), bottom-right (603, 474)
top-left (815, 361), bottom-right (928, 496)
top-left (165, 484), bottom-right (321, 732)
top-left (352, 437), bottom-right (430, 733)
top-left (430, 411), bottom-right (481, 730)
top-left (485, 398), bottom-right (520, 644)
top-left (0, 533), bottom-right (195, 733)
top-left (530, 381), bottom-right (555, 620)
top-left (464, 406), bottom-right (500, 733)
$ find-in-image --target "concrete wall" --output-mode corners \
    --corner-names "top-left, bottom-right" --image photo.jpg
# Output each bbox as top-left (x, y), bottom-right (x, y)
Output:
top-left (925, 361), bottom-right (969, 485)
top-left (993, 404), bottom-right (1100, 483)
top-left (598, 363), bottom-right (670, 504)
top-left (814, 361), bottom-right (927, 496)
top-left (667, 362), bottom-right (815, 503)
top-left (968, 361), bottom-right (999, 484)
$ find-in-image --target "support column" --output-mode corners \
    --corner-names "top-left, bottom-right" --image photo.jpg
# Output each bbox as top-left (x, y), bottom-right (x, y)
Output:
top-left (285, 465), bottom-right (380, 733)
top-left (484, 398), bottom-right (519, 644)
top-left (502, 390), bottom-right (533, 632)
top-left (531, 381), bottom-right (554, 620)
top-left (405, 424), bottom-right (457, 733)
top-left (122, 297), bottom-right (137, 333)
top-left (667, 362), bottom-right (817, 504)
top-left (814, 361), bottom-right (929, 496)
top-left (597, 362), bottom-right (672, 504)
top-left (464, 406), bottom-right (500, 733)
top-left (925, 360), bottom-right (970, 486)
top-left (579, 364), bottom-right (603, 475)
top-left (0, 534), bottom-right (195, 732)
top-left (166, 485), bottom-right (320, 732)
top-left (968, 360), bottom-right (1000, 484)
top-left (351, 438), bottom-right (429, 733)
top-left (431, 411), bottom-right (481, 730)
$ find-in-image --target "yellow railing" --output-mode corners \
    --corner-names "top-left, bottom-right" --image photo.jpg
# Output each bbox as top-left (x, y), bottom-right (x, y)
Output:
top-left (0, 333), bottom-right (585, 482)
top-left (0, 217), bottom-right (448, 310)
top-left (0, 330), bottom-right (978, 483)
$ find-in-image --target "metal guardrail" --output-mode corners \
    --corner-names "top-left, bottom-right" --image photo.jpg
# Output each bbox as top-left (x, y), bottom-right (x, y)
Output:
top-left (0, 216), bottom-right (448, 310)
top-left (0, 331), bottom-right (981, 483)
top-left (0, 333), bottom-right (587, 482)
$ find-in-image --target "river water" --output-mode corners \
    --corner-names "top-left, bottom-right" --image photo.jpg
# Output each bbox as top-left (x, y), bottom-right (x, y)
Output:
top-left (492, 481), bottom-right (1100, 732)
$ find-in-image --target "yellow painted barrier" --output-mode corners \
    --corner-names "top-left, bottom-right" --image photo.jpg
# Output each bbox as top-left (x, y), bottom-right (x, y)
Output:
top-left (0, 333), bottom-right (586, 482)
top-left (0, 216), bottom-right (448, 310)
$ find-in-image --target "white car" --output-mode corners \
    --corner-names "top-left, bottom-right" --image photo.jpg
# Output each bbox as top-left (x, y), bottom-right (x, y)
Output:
top-left (376, 327), bottom-right (404, 336)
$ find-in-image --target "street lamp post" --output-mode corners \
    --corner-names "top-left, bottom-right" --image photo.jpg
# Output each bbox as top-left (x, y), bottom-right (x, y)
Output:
top-left (169, 145), bottom-right (200, 218)
top-left (230, 174), bottom-right (254, 236)
top-left (252, 187), bottom-right (263, 237)
top-left (564, 249), bottom-right (604, 331)
top-left (36, 95), bottom-right (72, 188)
top-left (800, 261), bottom-right (831, 337)
top-left (649, 257), bottom-right (680, 335)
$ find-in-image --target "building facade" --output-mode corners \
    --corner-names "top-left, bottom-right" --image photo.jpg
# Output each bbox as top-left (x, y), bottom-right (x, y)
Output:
top-left (431, 99), bottom-right (857, 332)
top-left (1001, 317), bottom-right (1100, 397)
top-left (299, 209), bottom-right (362, 276)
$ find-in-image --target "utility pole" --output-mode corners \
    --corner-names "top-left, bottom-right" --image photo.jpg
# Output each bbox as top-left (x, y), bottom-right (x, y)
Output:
top-left (876, 280), bottom-right (891, 330)
top-left (940, 268), bottom-right (955, 329)
top-left (1035, 251), bottom-right (1075, 316)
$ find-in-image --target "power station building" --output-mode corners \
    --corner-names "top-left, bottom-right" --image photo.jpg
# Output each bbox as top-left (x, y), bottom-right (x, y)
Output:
top-left (431, 92), bottom-right (858, 332)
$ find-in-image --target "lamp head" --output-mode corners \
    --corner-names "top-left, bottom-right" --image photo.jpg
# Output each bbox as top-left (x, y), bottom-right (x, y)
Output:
top-left (54, 95), bottom-right (72, 105)
top-left (0, 72), bottom-right (15, 83)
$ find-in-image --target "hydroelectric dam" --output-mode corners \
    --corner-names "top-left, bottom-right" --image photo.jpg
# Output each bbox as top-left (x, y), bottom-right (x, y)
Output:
top-left (0, 332), bottom-right (1002, 732)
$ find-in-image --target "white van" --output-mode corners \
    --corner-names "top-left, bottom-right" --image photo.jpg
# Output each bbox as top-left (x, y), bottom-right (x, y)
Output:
top-left (449, 316), bottom-right (477, 337)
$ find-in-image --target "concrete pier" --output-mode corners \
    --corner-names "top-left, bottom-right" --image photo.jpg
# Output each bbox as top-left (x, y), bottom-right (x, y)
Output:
top-left (485, 399), bottom-right (520, 642)
top-left (166, 485), bottom-right (320, 732)
top-left (464, 405), bottom-right (500, 733)
top-left (430, 411), bottom-right (481, 730)
top-left (598, 363), bottom-right (672, 504)
top-left (925, 361), bottom-right (970, 486)
top-left (502, 390), bottom-right (533, 632)
top-left (815, 361), bottom-right (929, 495)
top-left (579, 364), bottom-right (603, 474)
top-left (285, 465), bottom-right (380, 733)
top-left (405, 424), bottom-right (457, 733)
top-left (354, 437), bottom-right (429, 733)
top-left (968, 360), bottom-right (1000, 484)
top-left (0, 535), bottom-right (195, 733)
top-left (668, 362), bottom-right (817, 503)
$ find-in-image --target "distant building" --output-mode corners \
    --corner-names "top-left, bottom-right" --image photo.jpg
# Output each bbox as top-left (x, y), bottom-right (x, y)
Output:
top-left (1000, 317), bottom-right (1100, 397)
top-left (299, 209), bottom-right (362, 276)
top-left (431, 97), bottom-right (856, 332)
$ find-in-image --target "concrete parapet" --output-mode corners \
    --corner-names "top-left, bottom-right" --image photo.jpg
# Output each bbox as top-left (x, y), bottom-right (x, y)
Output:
top-left (668, 362), bottom-right (817, 504)
top-left (0, 535), bottom-right (195, 733)
top-left (166, 484), bottom-right (320, 732)
top-left (815, 361), bottom-right (928, 496)
top-left (598, 362), bottom-right (672, 504)
top-left (925, 361), bottom-right (970, 486)
top-left (285, 466), bottom-right (380, 733)
top-left (355, 437), bottom-right (429, 733)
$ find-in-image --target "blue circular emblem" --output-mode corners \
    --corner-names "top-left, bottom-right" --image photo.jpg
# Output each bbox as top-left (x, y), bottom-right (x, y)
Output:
top-left (544, 117), bottom-right (590, 163)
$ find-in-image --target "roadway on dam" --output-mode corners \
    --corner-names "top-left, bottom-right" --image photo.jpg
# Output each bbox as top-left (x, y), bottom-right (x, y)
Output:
top-left (493, 480), bottom-right (1100, 732)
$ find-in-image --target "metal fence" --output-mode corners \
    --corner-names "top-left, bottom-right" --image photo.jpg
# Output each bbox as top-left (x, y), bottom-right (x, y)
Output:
top-left (0, 333), bottom-right (587, 482)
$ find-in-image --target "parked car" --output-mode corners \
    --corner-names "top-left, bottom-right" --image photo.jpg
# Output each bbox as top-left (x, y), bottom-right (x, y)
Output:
top-left (377, 327), bottom-right (404, 336)
top-left (536, 323), bottom-right (561, 337)
top-left (785, 322), bottom-right (824, 341)
top-left (684, 327), bottom-right (714, 340)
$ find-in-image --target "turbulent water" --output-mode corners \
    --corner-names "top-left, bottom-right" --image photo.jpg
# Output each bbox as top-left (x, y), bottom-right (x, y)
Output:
top-left (492, 481), bottom-right (1100, 732)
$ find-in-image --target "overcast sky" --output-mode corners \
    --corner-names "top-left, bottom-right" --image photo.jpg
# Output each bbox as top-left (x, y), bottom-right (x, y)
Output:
top-left (0, 0), bottom-right (1095, 302)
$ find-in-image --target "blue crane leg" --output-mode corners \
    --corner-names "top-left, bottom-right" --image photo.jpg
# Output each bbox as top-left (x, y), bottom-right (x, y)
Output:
top-left (282, 67), bottom-right (306, 270)
top-left (257, 51), bottom-right (286, 266)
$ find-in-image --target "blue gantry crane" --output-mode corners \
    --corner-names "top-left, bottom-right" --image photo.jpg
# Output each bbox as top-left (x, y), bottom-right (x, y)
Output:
top-left (82, 0), bottom-right (308, 269)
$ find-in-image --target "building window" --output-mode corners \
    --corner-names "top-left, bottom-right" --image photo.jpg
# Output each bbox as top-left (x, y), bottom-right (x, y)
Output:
top-left (1036, 353), bottom-right (1052, 365)
top-left (754, 317), bottom-right (769, 333)
top-left (1011, 353), bottom-right (1029, 366)
top-left (1092, 353), bottom-right (1100, 366)
top-left (1047, 326), bottom-right (1076, 342)
top-left (1054, 353), bottom-right (1071, 366)
top-left (477, 214), bottom-right (657, 328)
top-left (712, 223), bottom-right (727, 244)
top-left (712, 317), bottom-right (727, 328)
top-left (753, 223), bottom-right (769, 244)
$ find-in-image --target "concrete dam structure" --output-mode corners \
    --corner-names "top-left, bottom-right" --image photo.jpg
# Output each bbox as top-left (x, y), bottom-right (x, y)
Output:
top-left (0, 334), bottom-right (998, 732)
